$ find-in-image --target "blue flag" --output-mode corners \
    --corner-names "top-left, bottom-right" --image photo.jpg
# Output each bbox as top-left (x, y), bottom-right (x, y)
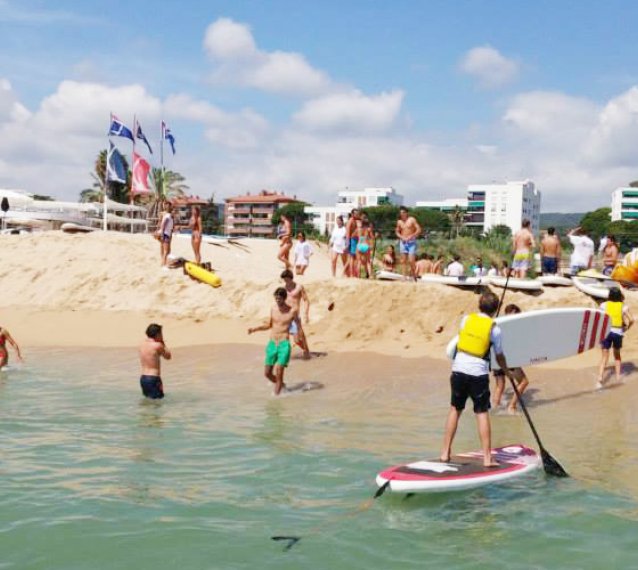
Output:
top-left (135, 120), bottom-right (153, 154)
top-left (106, 142), bottom-right (127, 183)
top-left (108, 114), bottom-right (134, 141)
top-left (162, 120), bottom-right (176, 155)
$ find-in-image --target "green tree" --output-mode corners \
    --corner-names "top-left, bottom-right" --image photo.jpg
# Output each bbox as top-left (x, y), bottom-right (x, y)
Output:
top-left (579, 207), bottom-right (611, 240)
top-left (411, 207), bottom-right (451, 234)
top-left (608, 220), bottom-right (638, 251)
top-left (271, 202), bottom-right (314, 235)
top-left (360, 205), bottom-right (400, 237)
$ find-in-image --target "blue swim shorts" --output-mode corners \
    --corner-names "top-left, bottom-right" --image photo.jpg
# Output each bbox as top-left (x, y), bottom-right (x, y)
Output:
top-left (399, 239), bottom-right (417, 256)
top-left (349, 237), bottom-right (358, 256)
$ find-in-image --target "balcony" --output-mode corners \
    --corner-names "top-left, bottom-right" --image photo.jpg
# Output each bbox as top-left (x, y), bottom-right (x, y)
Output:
top-left (252, 207), bottom-right (275, 215)
top-left (251, 226), bottom-right (275, 235)
top-left (227, 227), bottom-right (249, 235)
top-left (227, 206), bottom-right (251, 214)
top-left (251, 218), bottom-right (273, 226)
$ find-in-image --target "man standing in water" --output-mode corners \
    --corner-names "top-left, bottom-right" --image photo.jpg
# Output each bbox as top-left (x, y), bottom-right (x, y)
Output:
top-left (512, 219), bottom-right (535, 278)
top-left (138, 323), bottom-right (172, 399)
top-left (248, 287), bottom-right (302, 395)
top-left (540, 227), bottom-right (561, 275)
top-left (281, 269), bottom-right (311, 359)
top-left (441, 291), bottom-right (515, 467)
top-left (395, 206), bottom-right (422, 279)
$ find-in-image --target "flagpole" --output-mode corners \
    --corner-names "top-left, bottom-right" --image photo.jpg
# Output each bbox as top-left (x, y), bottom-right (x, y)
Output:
top-left (160, 119), bottom-right (165, 204)
top-left (104, 113), bottom-right (109, 232)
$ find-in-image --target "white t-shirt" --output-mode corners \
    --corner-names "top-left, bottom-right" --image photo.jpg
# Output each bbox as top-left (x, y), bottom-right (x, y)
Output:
top-left (330, 226), bottom-right (347, 253)
top-left (569, 235), bottom-right (594, 268)
top-left (452, 314), bottom-right (504, 376)
top-left (487, 267), bottom-right (498, 277)
top-left (446, 261), bottom-right (464, 277)
top-left (472, 266), bottom-right (488, 277)
top-left (294, 241), bottom-right (313, 266)
top-left (600, 301), bottom-right (629, 335)
top-left (160, 212), bottom-right (174, 236)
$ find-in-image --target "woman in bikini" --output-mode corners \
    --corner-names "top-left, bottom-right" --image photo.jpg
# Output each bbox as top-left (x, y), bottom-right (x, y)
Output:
top-left (189, 206), bottom-right (203, 265)
top-left (0, 327), bottom-right (22, 368)
top-left (277, 214), bottom-right (293, 270)
top-left (355, 219), bottom-right (374, 279)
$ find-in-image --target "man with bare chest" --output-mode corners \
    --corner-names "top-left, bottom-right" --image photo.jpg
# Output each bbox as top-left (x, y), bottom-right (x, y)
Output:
top-left (512, 219), bottom-right (535, 278)
top-left (280, 269), bottom-right (311, 358)
top-left (138, 323), bottom-right (172, 399)
top-left (540, 227), bottom-right (561, 275)
top-left (248, 287), bottom-right (302, 395)
top-left (395, 206), bottom-right (422, 279)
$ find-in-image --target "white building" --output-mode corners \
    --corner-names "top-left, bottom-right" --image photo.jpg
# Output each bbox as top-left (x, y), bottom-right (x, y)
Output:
top-left (465, 180), bottom-right (541, 235)
top-left (611, 187), bottom-right (638, 222)
top-left (415, 198), bottom-right (468, 212)
top-left (0, 188), bottom-right (148, 231)
top-left (305, 187), bottom-right (403, 235)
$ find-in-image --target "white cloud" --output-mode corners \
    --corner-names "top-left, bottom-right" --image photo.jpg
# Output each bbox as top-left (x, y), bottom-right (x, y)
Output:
top-left (0, 78), bottom-right (30, 122)
top-left (460, 46), bottom-right (519, 88)
top-left (203, 17), bottom-right (331, 97)
top-left (293, 90), bottom-right (404, 133)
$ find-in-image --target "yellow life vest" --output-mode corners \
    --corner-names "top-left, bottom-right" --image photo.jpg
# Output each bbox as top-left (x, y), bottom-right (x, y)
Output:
top-left (457, 313), bottom-right (493, 358)
top-left (605, 301), bottom-right (624, 328)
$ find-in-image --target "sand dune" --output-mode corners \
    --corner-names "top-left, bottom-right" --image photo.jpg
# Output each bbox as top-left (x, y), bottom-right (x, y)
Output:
top-left (1, 231), bottom-right (636, 365)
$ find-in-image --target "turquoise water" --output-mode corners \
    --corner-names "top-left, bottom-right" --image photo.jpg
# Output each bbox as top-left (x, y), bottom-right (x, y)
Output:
top-left (1, 346), bottom-right (637, 569)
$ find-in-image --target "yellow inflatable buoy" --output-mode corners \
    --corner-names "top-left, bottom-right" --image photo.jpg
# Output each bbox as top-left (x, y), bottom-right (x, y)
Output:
top-left (184, 261), bottom-right (222, 288)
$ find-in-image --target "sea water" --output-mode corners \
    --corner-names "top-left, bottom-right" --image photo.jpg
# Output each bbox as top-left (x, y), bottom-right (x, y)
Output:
top-left (0, 345), bottom-right (637, 569)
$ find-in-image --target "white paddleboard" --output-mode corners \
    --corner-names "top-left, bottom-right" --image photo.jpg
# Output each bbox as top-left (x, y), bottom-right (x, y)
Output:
top-left (376, 270), bottom-right (408, 281)
top-left (446, 307), bottom-right (610, 368)
top-left (489, 276), bottom-right (543, 291)
top-left (376, 444), bottom-right (541, 493)
top-left (538, 275), bottom-right (573, 287)
top-left (420, 274), bottom-right (487, 287)
top-left (572, 276), bottom-right (618, 300)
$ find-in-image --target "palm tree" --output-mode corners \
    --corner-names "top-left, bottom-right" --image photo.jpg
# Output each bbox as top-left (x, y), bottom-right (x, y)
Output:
top-left (449, 206), bottom-right (465, 238)
top-left (147, 168), bottom-right (189, 222)
top-left (78, 149), bottom-right (130, 203)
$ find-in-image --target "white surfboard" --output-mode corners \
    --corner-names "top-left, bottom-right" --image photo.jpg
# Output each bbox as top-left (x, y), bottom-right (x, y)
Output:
top-left (538, 275), bottom-right (573, 287)
top-left (446, 307), bottom-right (610, 368)
top-left (376, 270), bottom-right (408, 281)
top-left (489, 276), bottom-right (543, 291)
top-left (572, 276), bottom-right (617, 300)
top-left (420, 274), bottom-right (487, 287)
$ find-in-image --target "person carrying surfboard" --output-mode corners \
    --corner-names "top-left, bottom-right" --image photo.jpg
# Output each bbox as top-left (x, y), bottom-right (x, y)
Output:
top-left (247, 287), bottom-right (302, 396)
top-left (491, 304), bottom-right (530, 413)
top-left (596, 288), bottom-right (634, 389)
top-left (441, 290), bottom-right (516, 468)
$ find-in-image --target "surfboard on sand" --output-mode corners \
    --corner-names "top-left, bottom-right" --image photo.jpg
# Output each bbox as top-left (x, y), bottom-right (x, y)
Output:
top-left (420, 274), bottom-right (486, 287)
top-left (572, 276), bottom-right (618, 300)
top-left (376, 270), bottom-right (408, 281)
top-left (376, 444), bottom-right (541, 493)
top-left (446, 307), bottom-right (610, 368)
top-left (489, 276), bottom-right (543, 291)
top-left (538, 275), bottom-right (573, 287)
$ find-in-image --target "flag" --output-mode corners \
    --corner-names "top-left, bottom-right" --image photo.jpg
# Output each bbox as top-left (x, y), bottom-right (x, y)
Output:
top-left (106, 142), bottom-right (127, 183)
top-left (162, 120), bottom-right (176, 154)
top-left (134, 120), bottom-right (153, 154)
top-left (108, 113), bottom-right (134, 141)
top-left (131, 151), bottom-right (151, 194)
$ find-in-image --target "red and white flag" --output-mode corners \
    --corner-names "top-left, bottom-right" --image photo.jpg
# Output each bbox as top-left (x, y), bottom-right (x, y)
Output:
top-left (131, 151), bottom-right (151, 195)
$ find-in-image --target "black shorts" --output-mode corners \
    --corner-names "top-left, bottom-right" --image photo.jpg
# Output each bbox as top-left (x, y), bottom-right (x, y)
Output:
top-left (541, 257), bottom-right (558, 274)
top-left (450, 371), bottom-right (490, 413)
top-left (601, 332), bottom-right (623, 350)
top-left (140, 375), bottom-right (164, 399)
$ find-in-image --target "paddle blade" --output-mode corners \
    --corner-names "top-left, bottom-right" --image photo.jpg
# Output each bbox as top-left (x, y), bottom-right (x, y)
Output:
top-left (374, 480), bottom-right (391, 499)
top-left (271, 536), bottom-right (301, 551)
top-left (541, 448), bottom-right (569, 478)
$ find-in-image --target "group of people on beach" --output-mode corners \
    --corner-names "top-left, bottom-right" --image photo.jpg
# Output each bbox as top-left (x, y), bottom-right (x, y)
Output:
top-left (156, 202), bottom-right (203, 268)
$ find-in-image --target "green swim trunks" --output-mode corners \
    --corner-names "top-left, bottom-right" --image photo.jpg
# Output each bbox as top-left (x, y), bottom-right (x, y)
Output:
top-left (265, 339), bottom-right (291, 367)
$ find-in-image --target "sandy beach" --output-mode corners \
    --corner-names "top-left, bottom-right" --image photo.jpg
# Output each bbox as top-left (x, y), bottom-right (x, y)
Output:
top-left (1, 230), bottom-right (637, 370)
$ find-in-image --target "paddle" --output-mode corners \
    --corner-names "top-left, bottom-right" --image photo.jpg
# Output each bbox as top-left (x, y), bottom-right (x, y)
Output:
top-left (496, 260), bottom-right (569, 478)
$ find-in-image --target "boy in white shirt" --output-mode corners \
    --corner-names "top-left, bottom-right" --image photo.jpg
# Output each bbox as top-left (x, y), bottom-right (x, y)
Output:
top-left (293, 231), bottom-right (313, 275)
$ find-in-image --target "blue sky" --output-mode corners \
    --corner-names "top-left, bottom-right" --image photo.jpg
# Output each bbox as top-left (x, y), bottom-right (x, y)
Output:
top-left (1, 0), bottom-right (638, 210)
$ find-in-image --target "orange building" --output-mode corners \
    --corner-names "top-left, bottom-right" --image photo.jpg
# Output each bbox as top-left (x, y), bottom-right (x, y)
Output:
top-left (224, 190), bottom-right (300, 237)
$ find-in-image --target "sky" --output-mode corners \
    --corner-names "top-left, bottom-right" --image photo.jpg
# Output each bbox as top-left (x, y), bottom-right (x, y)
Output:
top-left (1, 0), bottom-right (638, 211)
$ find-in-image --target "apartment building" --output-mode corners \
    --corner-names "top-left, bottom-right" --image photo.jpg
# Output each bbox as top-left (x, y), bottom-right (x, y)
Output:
top-left (611, 187), bottom-right (638, 221)
top-left (224, 190), bottom-right (300, 237)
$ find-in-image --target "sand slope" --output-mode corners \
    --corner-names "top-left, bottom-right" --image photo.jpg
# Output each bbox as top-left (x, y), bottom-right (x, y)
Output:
top-left (1, 231), bottom-right (636, 363)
